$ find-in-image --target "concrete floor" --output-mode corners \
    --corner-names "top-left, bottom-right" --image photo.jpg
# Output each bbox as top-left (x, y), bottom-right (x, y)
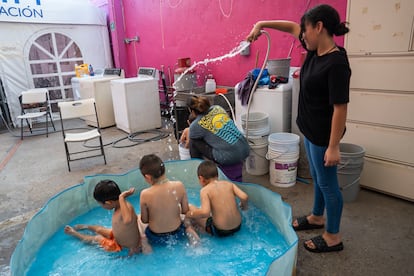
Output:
top-left (0, 119), bottom-right (413, 276)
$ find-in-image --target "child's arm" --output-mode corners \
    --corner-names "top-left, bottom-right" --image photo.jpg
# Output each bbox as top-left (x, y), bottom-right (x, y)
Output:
top-left (180, 128), bottom-right (191, 148)
top-left (119, 188), bottom-right (135, 224)
top-left (180, 187), bottom-right (190, 215)
top-left (140, 192), bottom-right (149, 224)
top-left (233, 184), bottom-right (248, 210)
top-left (179, 128), bottom-right (189, 144)
top-left (186, 189), bottom-right (211, 219)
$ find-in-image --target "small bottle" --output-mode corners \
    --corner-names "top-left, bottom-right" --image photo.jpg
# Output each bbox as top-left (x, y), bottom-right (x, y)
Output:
top-left (205, 74), bottom-right (216, 93)
top-left (89, 64), bottom-right (95, 76)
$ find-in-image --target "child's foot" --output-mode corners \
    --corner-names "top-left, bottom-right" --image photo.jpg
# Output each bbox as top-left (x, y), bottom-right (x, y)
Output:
top-left (64, 225), bottom-right (77, 235)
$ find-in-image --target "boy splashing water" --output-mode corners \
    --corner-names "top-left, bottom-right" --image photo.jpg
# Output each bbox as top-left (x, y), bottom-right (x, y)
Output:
top-left (65, 180), bottom-right (151, 255)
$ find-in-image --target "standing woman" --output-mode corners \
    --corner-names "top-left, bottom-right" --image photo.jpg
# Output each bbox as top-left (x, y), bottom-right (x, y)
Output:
top-left (187, 95), bottom-right (249, 181)
top-left (247, 4), bottom-right (351, 253)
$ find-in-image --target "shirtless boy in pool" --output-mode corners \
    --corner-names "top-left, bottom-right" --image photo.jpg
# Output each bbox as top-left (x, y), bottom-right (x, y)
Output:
top-left (138, 154), bottom-right (200, 246)
top-left (186, 160), bottom-right (249, 237)
top-left (64, 179), bottom-right (151, 255)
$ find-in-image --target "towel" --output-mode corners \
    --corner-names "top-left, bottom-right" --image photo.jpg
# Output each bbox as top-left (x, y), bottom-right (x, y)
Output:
top-left (236, 69), bottom-right (269, 106)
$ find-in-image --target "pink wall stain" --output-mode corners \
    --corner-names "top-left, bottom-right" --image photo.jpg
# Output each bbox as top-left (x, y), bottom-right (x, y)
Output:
top-left (105, 0), bottom-right (347, 86)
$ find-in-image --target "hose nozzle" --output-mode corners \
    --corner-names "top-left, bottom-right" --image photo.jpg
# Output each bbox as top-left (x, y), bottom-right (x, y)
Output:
top-left (239, 41), bottom-right (250, 56)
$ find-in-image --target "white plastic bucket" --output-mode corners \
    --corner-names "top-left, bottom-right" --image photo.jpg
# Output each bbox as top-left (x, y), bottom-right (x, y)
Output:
top-left (267, 132), bottom-right (300, 187)
top-left (246, 134), bottom-right (268, 146)
top-left (241, 112), bottom-right (270, 136)
top-left (268, 132), bottom-right (300, 153)
top-left (179, 143), bottom-right (191, 160)
top-left (246, 135), bottom-right (269, 176)
top-left (269, 154), bottom-right (299, 188)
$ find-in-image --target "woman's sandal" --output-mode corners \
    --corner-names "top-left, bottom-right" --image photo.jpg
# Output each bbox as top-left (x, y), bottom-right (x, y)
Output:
top-left (304, 235), bottom-right (344, 253)
top-left (293, 216), bottom-right (324, 231)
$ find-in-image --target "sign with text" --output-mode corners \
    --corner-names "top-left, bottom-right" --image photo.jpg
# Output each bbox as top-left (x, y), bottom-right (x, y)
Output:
top-left (0, 0), bottom-right (106, 25)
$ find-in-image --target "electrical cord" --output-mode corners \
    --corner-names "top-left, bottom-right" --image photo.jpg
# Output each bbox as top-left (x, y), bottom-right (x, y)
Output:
top-left (83, 129), bottom-right (171, 149)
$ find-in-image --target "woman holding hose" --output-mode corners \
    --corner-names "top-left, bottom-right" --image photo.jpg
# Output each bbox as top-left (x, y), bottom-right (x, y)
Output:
top-left (247, 4), bottom-right (351, 253)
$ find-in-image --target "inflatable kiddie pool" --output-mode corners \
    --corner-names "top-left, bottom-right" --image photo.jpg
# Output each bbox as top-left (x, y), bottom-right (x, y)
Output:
top-left (11, 159), bottom-right (298, 275)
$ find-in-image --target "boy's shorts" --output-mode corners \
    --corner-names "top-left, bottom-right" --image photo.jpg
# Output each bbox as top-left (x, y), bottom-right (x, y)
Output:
top-left (205, 217), bottom-right (241, 237)
top-left (145, 223), bottom-right (186, 245)
top-left (99, 231), bottom-right (122, 252)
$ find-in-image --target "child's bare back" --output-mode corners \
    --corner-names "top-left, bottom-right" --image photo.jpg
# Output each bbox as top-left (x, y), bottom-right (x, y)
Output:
top-left (111, 189), bottom-right (141, 252)
top-left (64, 182), bottom-right (149, 255)
top-left (186, 160), bottom-right (248, 237)
top-left (139, 154), bottom-right (200, 246)
top-left (140, 179), bottom-right (188, 233)
top-left (202, 179), bottom-right (247, 230)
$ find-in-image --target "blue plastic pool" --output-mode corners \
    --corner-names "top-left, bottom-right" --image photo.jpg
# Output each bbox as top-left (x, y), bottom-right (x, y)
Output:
top-left (11, 159), bottom-right (298, 275)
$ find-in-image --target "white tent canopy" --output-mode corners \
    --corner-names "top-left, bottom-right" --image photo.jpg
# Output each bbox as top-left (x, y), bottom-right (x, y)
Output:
top-left (0, 0), bottom-right (113, 126)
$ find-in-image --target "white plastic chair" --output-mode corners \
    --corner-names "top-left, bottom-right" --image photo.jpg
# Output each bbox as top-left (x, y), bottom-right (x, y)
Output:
top-left (17, 88), bottom-right (55, 140)
top-left (58, 98), bottom-right (107, 171)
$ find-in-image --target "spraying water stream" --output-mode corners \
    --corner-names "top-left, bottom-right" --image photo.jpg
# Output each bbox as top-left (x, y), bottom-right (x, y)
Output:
top-left (172, 41), bottom-right (250, 91)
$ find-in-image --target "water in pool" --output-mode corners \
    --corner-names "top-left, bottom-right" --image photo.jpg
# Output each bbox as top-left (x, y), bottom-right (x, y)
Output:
top-left (27, 188), bottom-right (288, 275)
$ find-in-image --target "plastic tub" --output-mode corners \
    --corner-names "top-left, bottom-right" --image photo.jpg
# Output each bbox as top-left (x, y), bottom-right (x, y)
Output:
top-left (11, 160), bottom-right (298, 276)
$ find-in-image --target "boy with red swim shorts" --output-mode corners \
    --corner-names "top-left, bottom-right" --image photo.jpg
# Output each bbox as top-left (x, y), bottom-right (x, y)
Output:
top-left (64, 180), bottom-right (151, 255)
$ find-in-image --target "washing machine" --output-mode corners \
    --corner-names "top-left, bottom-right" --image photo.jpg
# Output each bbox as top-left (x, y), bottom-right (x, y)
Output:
top-left (70, 68), bottom-right (106, 100)
top-left (78, 69), bottom-right (124, 127)
top-left (235, 77), bottom-right (293, 134)
top-left (110, 67), bottom-right (161, 134)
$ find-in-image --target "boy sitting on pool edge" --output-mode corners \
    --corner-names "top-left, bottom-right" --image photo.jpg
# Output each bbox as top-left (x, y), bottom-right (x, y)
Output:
top-left (138, 154), bottom-right (200, 246)
top-left (186, 160), bottom-right (249, 237)
top-left (64, 179), bottom-right (151, 255)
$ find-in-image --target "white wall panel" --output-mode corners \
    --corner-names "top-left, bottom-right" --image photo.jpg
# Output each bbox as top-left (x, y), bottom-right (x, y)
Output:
top-left (343, 123), bottom-right (414, 165)
top-left (349, 56), bottom-right (414, 91)
top-left (346, 0), bottom-right (414, 53)
top-left (345, 0), bottom-right (414, 200)
top-left (348, 90), bottom-right (414, 129)
top-left (360, 157), bottom-right (414, 201)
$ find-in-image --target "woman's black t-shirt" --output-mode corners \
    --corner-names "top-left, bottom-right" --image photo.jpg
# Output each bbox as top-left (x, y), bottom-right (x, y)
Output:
top-left (297, 47), bottom-right (351, 146)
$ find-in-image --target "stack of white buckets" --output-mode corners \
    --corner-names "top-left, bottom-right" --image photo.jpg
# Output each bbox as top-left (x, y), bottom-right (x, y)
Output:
top-left (242, 112), bottom-right (300, 187)
top-left (242, 112), bottom-right (271, 176)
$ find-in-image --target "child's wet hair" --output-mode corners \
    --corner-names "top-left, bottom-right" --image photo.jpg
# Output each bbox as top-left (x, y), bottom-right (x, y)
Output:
top-left (197, 160), bottom-right (219, 179)
top-left (93, 180), bottom-right (121, 203)
top-left (139, 154), bottom-right (165, 179)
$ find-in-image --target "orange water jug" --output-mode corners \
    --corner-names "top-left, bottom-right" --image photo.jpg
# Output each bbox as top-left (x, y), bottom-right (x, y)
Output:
top-left (75, 64), bottom-right (89, 77)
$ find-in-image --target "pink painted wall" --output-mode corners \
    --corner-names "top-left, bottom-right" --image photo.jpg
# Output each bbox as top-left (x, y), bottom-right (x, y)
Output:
top-left (106, 0), bottom-right (347, 86)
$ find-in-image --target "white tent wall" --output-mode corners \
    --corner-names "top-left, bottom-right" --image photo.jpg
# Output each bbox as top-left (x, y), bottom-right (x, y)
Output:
top-left (0, 0), bottom-right (113, 126)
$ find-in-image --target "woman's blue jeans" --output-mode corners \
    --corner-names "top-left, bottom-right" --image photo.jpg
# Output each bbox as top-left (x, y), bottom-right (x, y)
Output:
top-left (304, 137), bottom-right (343, 234)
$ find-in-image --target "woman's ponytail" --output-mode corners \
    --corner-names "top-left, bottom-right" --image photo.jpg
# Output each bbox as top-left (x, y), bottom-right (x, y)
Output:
top-left (334, 22), bottom-right (349, 36)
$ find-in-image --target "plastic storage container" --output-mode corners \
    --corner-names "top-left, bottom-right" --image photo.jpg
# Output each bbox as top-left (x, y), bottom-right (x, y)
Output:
top-left (205, 78), bottom-right (216, 93)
